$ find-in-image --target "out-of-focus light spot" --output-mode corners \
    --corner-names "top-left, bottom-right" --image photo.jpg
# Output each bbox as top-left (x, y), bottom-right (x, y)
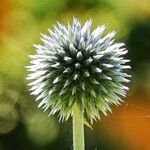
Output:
top-left (0, 103), bottom-right (18, 134)
top-left (26, 111), bottom-right (59, 146)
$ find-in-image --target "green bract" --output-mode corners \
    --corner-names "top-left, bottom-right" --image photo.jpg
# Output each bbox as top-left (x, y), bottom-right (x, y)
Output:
top-left (26, 18), bottom-right (131, 123)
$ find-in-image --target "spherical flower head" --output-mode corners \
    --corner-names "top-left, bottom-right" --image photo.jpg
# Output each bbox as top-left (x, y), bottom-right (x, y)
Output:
top-left (26, 18), bottom-right (131, 123)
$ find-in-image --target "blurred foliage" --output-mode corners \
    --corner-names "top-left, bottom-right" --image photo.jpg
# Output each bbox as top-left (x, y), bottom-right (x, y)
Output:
top-left (127, 20), bottom-right (150, 69)
top-left (0, 0), bottom-right (150, 149)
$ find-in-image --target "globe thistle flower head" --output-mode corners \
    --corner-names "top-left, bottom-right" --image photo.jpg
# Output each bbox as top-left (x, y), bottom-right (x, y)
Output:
top-left (26, 18), bottom-right (131, 123)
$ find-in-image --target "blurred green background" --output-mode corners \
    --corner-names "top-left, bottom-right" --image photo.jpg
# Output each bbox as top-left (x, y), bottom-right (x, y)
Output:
top-left (0, 0), bottom-right (150, 150)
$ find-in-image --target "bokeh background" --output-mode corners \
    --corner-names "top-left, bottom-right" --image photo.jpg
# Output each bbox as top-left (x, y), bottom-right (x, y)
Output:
top-left (0, 0), bottom-right (150, 150)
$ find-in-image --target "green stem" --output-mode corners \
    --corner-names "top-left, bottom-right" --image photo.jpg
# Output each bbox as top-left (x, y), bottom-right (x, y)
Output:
top-left (72, 103), bottom-right (85, 150)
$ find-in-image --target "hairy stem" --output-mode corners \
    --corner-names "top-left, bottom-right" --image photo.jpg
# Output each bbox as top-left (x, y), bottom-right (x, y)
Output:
top-left (72, 103), bottom-right (85, 150)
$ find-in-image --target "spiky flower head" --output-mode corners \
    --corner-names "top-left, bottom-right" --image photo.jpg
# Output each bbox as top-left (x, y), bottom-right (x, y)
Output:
top-left (26, 18), bottom-right (131, 123)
